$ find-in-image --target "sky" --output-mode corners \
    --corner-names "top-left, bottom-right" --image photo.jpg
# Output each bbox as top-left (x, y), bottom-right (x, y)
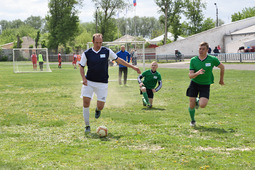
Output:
top-left (0, 0), bottom-right (255, 24)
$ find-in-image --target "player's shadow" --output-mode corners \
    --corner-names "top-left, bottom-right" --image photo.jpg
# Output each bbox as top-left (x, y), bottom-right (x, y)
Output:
top-left (194, 126), bottom-right (235, 134)
top-left (85, 132), bottom-right (123, 141)
top-left (142, 107), bottom-right (165, 111)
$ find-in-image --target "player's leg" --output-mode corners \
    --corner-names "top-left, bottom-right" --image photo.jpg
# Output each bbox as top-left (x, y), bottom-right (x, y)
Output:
top-left (186, 81), bottom-right (199, 126)
top-left (81, 82), bottom-right (94, 133)
top-left (140, 86), bottom-right (149, 105)
top-left (94, 82), bottom-right (108, 119)
top-left (147, 89), bottom-right (154, 108)
top-left (119, 68), bottom-right (122, 85)
top-left (198, 84), bottom-right (210, 108)
top-left (124, 67), bottom-right (128, 85)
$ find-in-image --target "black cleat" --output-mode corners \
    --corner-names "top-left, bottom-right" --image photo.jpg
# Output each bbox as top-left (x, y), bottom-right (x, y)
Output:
top-left (95, 109), bottom-right (101, 119)
top-left (85, 126), bottom-right (91, 133)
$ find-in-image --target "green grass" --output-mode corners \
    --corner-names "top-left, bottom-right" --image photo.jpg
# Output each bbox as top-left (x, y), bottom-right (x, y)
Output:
top-left (0, 62), bottom-right (254, 169)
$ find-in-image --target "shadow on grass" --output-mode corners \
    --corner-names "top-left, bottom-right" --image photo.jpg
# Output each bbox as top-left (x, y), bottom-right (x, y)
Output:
top-left (141, 107), bottom-right (166, 111)
top-left (194, 126), bottom-right (234, 134)
top-left (85, 133), bottom-right (123, 141)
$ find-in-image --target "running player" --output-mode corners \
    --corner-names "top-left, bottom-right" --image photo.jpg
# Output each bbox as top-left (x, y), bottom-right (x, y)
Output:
top-left (58, 52), bottom-right (62, 68)
top-left (186, 42), bottom-right (225, 127)
top-left (79, 33), bottom-right (141, 133)
top-left (31, 52), bottom-right (37, 71)
top-left (72, 53), bottom-right (77, 69)
top-left (137, 61), bottom-right (162, 108)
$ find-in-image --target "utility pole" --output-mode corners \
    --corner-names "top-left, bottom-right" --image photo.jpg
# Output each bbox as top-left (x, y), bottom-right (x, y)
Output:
top-left (214, 3), bottom-right (219, 27)
top-left (96, 6), bottom-right (99, 33)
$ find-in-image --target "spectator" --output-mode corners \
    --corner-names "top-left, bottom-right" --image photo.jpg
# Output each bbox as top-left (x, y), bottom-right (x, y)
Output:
top-left (175, 49), bottom-right (182, 62)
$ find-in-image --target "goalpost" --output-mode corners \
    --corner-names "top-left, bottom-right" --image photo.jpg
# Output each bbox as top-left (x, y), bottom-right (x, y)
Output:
top-left (13, 48), bottom-right (52, 73)
top-left (86, 41), bottom-right (146, 71)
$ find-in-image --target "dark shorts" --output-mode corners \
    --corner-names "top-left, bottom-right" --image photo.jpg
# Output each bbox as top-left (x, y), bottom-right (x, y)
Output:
top-left (140, 88), bottom-right (154, 98)
top-left (186, 81), bottom-right (210, 99)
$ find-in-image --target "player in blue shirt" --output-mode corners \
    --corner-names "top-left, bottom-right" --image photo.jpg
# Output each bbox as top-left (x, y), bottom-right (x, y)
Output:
top-left (116, 45), bottom-right (131, 85)
top-left (79, 33), bottom-right (141, 133)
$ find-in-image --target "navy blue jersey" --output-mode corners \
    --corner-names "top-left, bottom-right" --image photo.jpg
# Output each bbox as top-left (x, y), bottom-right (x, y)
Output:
top-left (80, 47), bottom-right (118, 83)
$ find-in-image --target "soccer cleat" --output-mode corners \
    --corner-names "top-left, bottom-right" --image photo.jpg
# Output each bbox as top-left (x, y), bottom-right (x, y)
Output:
top-left (195, 97), bottom-right (199, 109)
top-left (85, 126), bottom-right (91, 133)
top-left (95, 109), bottom-right (101, 119)
top-left (147, 104), bottom-right (152, 108)
top-left (142, 98), bottom-right (146, 106)
top-left (190, 121), bottom-right (196, 127)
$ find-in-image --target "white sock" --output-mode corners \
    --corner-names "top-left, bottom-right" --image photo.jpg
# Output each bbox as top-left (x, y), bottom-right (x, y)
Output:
top-left (83, 107), bottom-right (90, 126)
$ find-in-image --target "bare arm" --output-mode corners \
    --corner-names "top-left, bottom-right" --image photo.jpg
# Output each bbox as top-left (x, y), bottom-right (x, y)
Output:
top-left (79, 65), bottom-right (87, 86)
top-left (189, 69), bottom-right (205, 79)
top-left (217, 63), bottom-right (225, 85)
top-left (116, 57), bottom-right (141, 74)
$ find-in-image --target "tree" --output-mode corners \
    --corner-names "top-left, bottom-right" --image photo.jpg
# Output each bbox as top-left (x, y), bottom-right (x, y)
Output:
top-left (231, 7), bottom-right (255, 22)
top-left (24, 16), bottom-right (44, 30)
top-left (201, 17), bottom-right (215, 32)
top-left (46, 0), bottom-right (80, 52)
top-left (184, 0), bottom-right (206, 34)
top-left (155, 0), bottom-right (183, 44)
top-left (92, 0), bottom-right (126, 41)
top-left (35, 30), bottom-right (40, 48)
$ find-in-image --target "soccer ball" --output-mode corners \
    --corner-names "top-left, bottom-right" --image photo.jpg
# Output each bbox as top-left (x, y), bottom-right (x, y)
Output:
top-left (96, 126), bottom-right (108, 137)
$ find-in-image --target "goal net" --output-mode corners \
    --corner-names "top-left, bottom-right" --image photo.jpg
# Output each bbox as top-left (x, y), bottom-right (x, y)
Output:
top-left (86, 41), bottom-right (146, 71)
top-left (13, 48), bottom-right (52, 73)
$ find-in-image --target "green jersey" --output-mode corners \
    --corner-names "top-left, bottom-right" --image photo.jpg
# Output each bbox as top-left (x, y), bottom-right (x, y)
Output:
top-left (38, 54), bottom-right (44, 62)
top-left (142, 70), bottom-right (162, 89)
top-left (190, 55), bottom-right (220, 85)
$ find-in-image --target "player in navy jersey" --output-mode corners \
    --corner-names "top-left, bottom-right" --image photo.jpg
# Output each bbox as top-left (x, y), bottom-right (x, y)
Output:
top-left (79, 33), bottom-right (141, 133)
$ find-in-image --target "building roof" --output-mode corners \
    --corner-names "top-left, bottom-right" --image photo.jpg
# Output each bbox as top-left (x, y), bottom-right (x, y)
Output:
top-left (148, 32), bottom-right (185, 44)
top-left (231, 25), bottom-right (255, 35)
top-left (113, 34), bottom-right (138, 42)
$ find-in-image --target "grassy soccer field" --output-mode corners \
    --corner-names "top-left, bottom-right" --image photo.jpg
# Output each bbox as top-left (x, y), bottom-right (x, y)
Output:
top-left (0, 62), bottom-right (254, 169)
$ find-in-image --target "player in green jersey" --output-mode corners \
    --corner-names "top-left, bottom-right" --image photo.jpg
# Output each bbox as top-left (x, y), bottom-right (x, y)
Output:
top-left (186, 42), bottom-right (225, 126)
top-left (138, 61), bottom-right (162, 108)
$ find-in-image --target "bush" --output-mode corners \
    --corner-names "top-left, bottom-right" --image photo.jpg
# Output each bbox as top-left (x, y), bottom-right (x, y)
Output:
top-left (0, 56), bottom-right (8, 61)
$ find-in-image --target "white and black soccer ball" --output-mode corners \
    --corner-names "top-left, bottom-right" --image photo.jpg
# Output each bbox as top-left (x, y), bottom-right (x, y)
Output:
top-left (96, 126), bottom-right (108, 137)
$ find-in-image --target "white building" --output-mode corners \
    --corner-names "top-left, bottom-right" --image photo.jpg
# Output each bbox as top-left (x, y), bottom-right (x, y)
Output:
top-left (156, 16), bottom-right (255, 56)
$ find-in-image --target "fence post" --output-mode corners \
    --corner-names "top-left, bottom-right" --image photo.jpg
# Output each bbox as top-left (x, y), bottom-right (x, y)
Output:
top-left (225, 54), bottom-right (227, 63)
top-left (240, 53), bottom-right (242, 63)
top-left (166, 55), bottom-right (168, 62)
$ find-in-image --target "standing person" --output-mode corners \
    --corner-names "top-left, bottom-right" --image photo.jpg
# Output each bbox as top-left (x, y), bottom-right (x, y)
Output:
top-left (31, 52), bottom-right (37, 71)
top-left (58, 52), bottom-right (62, 68)
top-left (79, 33), bottom-right (141, 133)
top-left (116, 45), bottom-right (131, 85)
top-left (72, 53), bottom-right (77, 69)
top-left (38, 52), bottom-right (44, 71)
top-left (138, 61), bottom-right (162, 108)
top-left (186, 42), bottom-right (225, 127)
top-left (213, 46), bottom-right (219, 55)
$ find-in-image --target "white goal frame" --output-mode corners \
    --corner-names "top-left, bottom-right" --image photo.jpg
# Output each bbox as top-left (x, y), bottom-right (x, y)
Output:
top-left (86, 41), bottom-right (146, 71)
top-left (13, 48), bottom-right (52, 73)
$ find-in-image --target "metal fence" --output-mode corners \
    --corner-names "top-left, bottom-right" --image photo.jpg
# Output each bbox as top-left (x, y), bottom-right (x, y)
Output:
top-left (216, 53), bottom-right (255, 62)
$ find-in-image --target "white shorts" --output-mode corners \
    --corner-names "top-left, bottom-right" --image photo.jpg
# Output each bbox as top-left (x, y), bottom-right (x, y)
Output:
top-left (81, 80), bottom-right (108, 102)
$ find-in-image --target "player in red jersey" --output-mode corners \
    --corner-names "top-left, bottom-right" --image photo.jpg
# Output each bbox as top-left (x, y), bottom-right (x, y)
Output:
top-left (31, 52), bottom-right (37, 71)
top-left (72, 53), bottom-right (77, 69)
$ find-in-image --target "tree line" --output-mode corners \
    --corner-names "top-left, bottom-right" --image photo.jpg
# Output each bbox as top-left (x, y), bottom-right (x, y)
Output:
top-left (0, 0), bottom-right (254, 54)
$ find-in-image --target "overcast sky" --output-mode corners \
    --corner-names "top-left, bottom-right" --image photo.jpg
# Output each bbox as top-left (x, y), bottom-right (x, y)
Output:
top-left (0, 0), bottom-right (255, 24)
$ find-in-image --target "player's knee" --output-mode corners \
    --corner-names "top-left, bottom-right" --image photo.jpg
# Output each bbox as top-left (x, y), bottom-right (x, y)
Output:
top-left (200, 104), bottom-right (207, 108)
top-left (97, 105), bottom-right (104, 110)
top-left (141, 87), bottom-right (146, 92)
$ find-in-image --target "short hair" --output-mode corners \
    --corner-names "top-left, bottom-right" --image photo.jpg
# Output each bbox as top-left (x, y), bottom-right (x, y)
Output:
top-left (151, 61), bottom-right (158, 66)
top-left (121, 45), bottom-right (125, 48)
top-left (200, 42), bottom-right (209, 49)
top-left (93, 33), bottom-right (103, 41)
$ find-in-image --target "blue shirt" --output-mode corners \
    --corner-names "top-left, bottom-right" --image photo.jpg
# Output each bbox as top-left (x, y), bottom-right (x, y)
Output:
top-left (80, 47), bottom-right (118, 83)
top-left (116, 50), bottom-right (130, 68)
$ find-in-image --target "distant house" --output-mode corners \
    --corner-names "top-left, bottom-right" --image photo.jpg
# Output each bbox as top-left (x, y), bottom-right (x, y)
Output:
top-left (148, 32), bottom-right (185, 44)
top-left (0, 36), bottom-right (40, 49)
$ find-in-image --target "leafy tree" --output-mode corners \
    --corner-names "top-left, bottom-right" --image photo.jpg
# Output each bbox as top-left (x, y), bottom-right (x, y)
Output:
top-left (24, 16), bottom-right (44, 30)
top-left (184, 0), bottom-right (206, 34)
top-left (10, 19), bottom-right (24, 29)
top-left (231, 7), bottom-right (255, 22)
top-left (35, 30), bottom-right (40, 48)
top-left (155, 0), bottom-right (184, 44)
top-left (46, 0), bottom-right (80, 52)
top-left (92, 0), bottom-right (126, 41)
top-left (201, 17), bottom-right (215, 32)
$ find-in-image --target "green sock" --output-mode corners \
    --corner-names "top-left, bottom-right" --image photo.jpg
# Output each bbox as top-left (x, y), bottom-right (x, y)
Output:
top-left (142, 92), bottom-right (149, 105)
top-left (189, 107), bottom-right (195, 122)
